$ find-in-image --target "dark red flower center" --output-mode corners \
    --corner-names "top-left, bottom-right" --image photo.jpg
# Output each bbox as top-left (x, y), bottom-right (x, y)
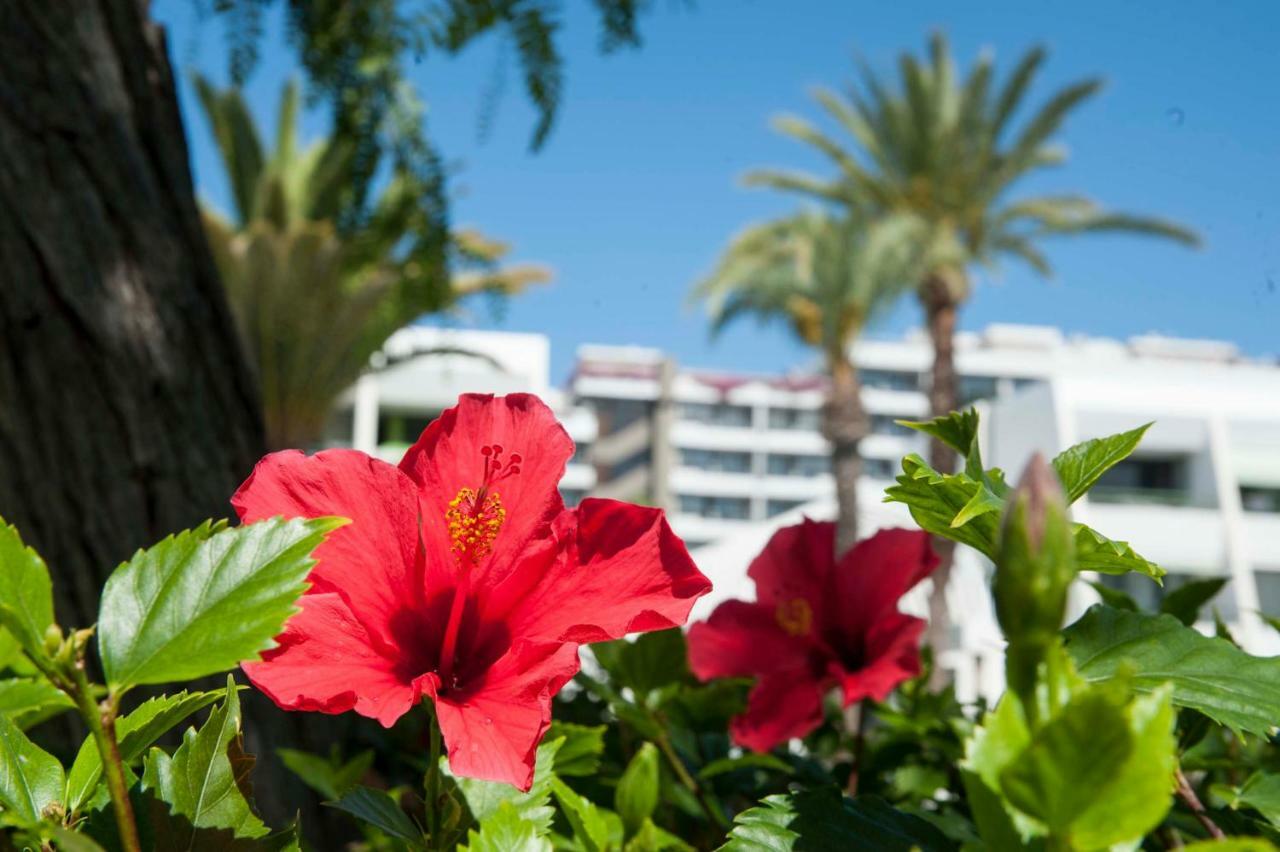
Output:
top-left (437, 444), bottom-right (523, 689)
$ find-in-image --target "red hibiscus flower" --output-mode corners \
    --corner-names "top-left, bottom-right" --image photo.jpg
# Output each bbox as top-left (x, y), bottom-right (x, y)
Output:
top-left (687, 521), bottom-right (936, 752)
top-left (233, 393), bottom-right (711, 790)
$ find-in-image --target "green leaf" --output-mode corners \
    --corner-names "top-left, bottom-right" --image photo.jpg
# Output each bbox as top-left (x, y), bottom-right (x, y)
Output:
top-left (1000, 683), bottom-right (1176, 847)
top-left (592, 629), bottom-right (691, 697)
top-left (327, 786), bottom-right (424, 845)
top-left (899, 409), bottom-right (981, 457)
top-left (719, 788), bottom-right (955, 851)
top-left (625, 818), bottom-right (694, 851)
top-left (0, 628), bottom-right (24, 672)
top-left (1072, 524), bottom-right (1164, 580)
top-left (1051, 423), bottom-right (1151, 503)
top-left (552, 777), bottom-right (615, 852)
top-left (448, 736), bottom-right (561, 834)
top-left (0, 518), bottom-right (55, 659)
top-left (0, 712), bottom-right (64, 824)
top-left (546, 721), bottom-right (605, 777)
top-left (1063, 606), bottom-right (1280, 737)
top-left (278, 747), bottom-right (372, 801)
top-left (1229, 773), bottom-right (1280, 826)
top-left (1183, 841), bottom-right (1279, 852)
top-left (460, 801), bottom-right (551, 852)
top-left (885, 455), bottom-right (1002, 557)
top-left (0, 677), bottom-right (74, 729)
top-left (45, 826), bottom-right (107, 851)
top-left (616, 742), bottom-right (660, 835)
top-left (66, 689), bottom-right (226, 812)
top-left (140, 678), bottom-right (268, 840)
top-left (1161, 578), bottom-right (1230, 626)
top-left (99, 516), bottom-right (343, 691)
top-left (961, 694), bottom-right (1037, 845)
top-left (1086, 581), bottom-right (1138, 611)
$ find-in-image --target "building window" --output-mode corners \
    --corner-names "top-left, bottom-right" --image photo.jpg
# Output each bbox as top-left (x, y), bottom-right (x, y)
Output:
top-left (560, 488), bottom-right (586, 507)
top-left (870, 414), bottom-right (916, 437)
top-left (766, 453), bottom-right (829, 477)
top-left (678, 494), bottom-right (751, 519)
top-left (1241, 486), bottom-right (1280, 513)
top-left (679, 402), bottom-right (753, 428)
top-left (582, 397), bottom-right (651, 432)
top-left (1091, 457), bottom-right (1190, 505)
top-left (958, 375), bottom-right (999, 405)
top-left (377, 412), bottom-right (436, 446)
top-left (860, 369), bottom-right (919, 391)
top-left (766, 498), bottom-right (807, 517)
top-left (863, 457), bottom-right (896, 479)
top-left (767, 407), bottom-right (821, 431)
top-left (571, 441), bottom-right (592, 463)
top-left (1256, 569), bottom-right (1280, 617)
top-left (607, 449), bottom-right (651, 480)
top-left (679, 448), bottom-right (752, 473)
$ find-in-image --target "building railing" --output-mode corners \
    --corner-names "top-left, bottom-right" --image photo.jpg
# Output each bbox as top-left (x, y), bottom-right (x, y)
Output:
top-left (1088, 485), bottom-right (1196, 507)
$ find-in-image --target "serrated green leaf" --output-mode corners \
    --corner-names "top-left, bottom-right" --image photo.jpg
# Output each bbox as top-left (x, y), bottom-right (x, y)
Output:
top-left (552, 777), bottom-right (615, 852)
top-left (278, 747), bottom-right (372, 801)
top-left (0, 712), bottom-right (63, 824)
top-left (961, 694), bottom-right (1037, 845)
top-left (546, 721), bottom-right (605, 777)
top-left (0, 519), bottom-right (55, 660)
top-left (327, 786), bottom-right (424, 845)
top-left (447, 736), bottom-right (561, 834)
top-left (885, 455), bottom-right (1001, 557)
top-left (616, 743), bottom-right (659, 835)
top-left (99, 516), bottom-right (343, 691)
top-left (460, 800), bottom-right (551, 852)
top-left (66, 689), bottom-right (226, 812)
top-left (718, 788), bottom-right (955, 851)
top-left (140, 677), bottom-right (268, 841)
top-left (1074, 525), bottom-right (1164, 580)
top-left (1064, 606), bottom-right (1280, 737)
top-left (0, 677), bottom-right (74, 729)
top-left (1051, 423), bottom-right (1151, 503)
top-left (1162, 578), bottom-right (1230, 626)
top-left (1183, 841), bottom-right (1278, 852)
top-left (899, 409), bottom-right (980, 457)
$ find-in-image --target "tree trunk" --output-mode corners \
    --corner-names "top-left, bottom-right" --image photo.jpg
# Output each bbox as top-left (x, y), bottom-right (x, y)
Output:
top-left (0, 0), bottom-right (264, 627)
top-left (824, 356), bottom-right (869, 560)
top-left (919, 271), bottom-right (964, 682)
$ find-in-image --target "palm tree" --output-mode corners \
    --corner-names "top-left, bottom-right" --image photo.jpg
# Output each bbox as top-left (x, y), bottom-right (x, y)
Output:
top-left (744, 33), bottom-right (1199, 654)
top-left (693, 211), bottom-right (930, 555)
top-left (197, 77), bottom-right (550, 449)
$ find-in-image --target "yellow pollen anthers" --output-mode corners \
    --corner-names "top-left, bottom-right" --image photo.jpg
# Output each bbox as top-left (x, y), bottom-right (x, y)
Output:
top-left (446, 487), bottom-right (506, 564)
top-left (775, 597), bottom-right (813, 637)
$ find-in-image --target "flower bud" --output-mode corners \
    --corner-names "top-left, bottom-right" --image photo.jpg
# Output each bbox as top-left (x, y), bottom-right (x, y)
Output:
top-left (42, 623), bottom-right (62, 657)
top-left (994, 454), bottom-right (1076, 705)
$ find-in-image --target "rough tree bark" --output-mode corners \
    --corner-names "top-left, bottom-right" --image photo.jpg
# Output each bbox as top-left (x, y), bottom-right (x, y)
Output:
top-left (824, 356), bottom-right (869, 560)
top-left (0, 2), bottom-right (357, 836)
top-left (0, 0), bottom-right (263, 626)
top-left (919, 271), bottom-right (963, 683)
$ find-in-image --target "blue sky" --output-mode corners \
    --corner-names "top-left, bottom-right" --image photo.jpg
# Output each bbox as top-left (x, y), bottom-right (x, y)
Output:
top-left (157, 0), bottom-right (1280, 380)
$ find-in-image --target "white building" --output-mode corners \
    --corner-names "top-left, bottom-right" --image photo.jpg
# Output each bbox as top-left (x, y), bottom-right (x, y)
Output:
top-left (330, 322), bottom-right (1280, 700)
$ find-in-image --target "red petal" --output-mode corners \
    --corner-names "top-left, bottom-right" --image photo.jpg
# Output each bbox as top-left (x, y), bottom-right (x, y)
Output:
top-left (746, 519), bottom-right (836, 611)
top-left (434, 641), bottom-right (581, 791)
top-left (838, 612), bottom-right (926, 706)
top-left (489, 499), bottom-right (711, 645)
top-left (399, 394), bottom-right (574, 586)
top-left (242, 593), bottom-right (418, 728)
top-left (232, 449), bottom-right (425, 653)
top-left (834, 529), bottom-right (938, 629)
top-left (687, 600), bottom-right (809, 681)
top-left (730, 667), bottom-right (828, 753)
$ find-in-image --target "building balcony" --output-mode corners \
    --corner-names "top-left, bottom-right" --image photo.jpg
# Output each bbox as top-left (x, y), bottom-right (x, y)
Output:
top-left (1082, 503), bottom-right (1226, 574)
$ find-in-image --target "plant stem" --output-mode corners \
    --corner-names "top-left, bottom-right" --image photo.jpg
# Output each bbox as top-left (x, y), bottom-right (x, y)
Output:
top-left (1175, 767), bottom-right (1225, 840)
top-left (654, 731), bottom-right (727, 829)
top-left (70, 665), bottom-right (140, 852)
top-left (424, 700), bottom-right (444, 849)
top-left (846, 700), bottom-right (871, 796)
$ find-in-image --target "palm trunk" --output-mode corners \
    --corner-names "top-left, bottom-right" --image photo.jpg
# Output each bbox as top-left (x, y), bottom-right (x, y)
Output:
top-left (919, 271), bottom-right (964, 681)
top-left (824, 357), bottom-right (869, 559)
